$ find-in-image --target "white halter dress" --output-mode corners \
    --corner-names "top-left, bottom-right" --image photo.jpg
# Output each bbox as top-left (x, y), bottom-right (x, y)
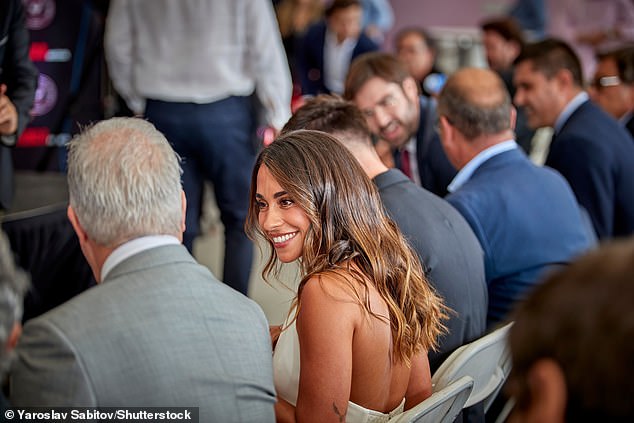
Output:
top-left (273, 317), bottom-right (405, 423)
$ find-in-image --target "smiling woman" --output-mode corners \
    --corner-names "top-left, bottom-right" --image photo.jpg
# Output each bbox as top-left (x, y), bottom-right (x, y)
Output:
top-left (245, 129), bottom-right (448, 423)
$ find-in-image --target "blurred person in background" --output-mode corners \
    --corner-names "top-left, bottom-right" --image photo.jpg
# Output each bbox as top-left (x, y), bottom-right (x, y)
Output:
top-left (508, 0), bottom-right (546, 41)
top-left (508, 238), bottom-right (634, 422)
top-left (297, 0), bottom-right (379, 96)
top-left (514, 39), bottom-right (634, 239)
top-left (589, 46), bottom-right (634, 138)
top-left (0, 0), bottom-right (38, 212)
top-left (276, 0), bottom-right (324, 90)
top-left (360, 0), bottom-right (394, 44)
top-left (481, 17), bottom-right (535, 153)
top-left (394, 27), bottom-right (445, 98)
top-left (105, 0), bottom-right (292, 295)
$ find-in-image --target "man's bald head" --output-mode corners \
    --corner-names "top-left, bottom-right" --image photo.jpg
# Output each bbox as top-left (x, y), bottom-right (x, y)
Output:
top-left (438, 67), bottom-right (513, 140)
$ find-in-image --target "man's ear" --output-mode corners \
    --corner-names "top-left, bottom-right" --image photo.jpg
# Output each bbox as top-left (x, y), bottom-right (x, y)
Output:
top-left (180, 190), bottom-right (187, 235)
top-left (438, 116), bottom-right (460, 169)
top-left (554, 67), bottom-right (575, 90)
top-left (510, 105), bottom-right (518, 131)
top-left (6, 322), bottom-right (21, 351)
top-left (67, 205), bottom-right (88, 243)
top-left (439, 115), bottom-right (454, 144)
top-left (524, 359), bottom-right (568, 423)
top-left (509, 41), bottom-right (522, 63)
top-left (402, 76), bottom-right (420, 101)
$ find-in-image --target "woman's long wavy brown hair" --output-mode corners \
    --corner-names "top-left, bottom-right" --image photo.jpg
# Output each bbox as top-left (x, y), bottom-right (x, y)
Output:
top-left (246, 130), bottom-right (447, 363)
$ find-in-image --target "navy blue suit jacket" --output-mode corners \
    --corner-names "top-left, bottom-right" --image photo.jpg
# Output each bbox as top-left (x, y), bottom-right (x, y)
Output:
top-left (394, 96), bottom-right (456, 198)
top-left (625, 114), bottom-right (634, 140)
top-left (297, 21), bottom-right (378, 96)
top-left (546, 100), bottom-right (634, 239)
top-left (374, 169), bottom-right (487, 372)
top-left (447, 147), bottom-right (595, 326)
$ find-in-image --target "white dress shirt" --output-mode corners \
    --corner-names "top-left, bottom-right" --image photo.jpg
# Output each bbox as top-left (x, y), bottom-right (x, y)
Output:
top-left (448, 140), bottom-right (518, 193)
top-left (323, 29), bottom-right (356, 94)
top-left (105, 0), bottom-right (292, 129)
top-left (101, 235), bottom-right (181, 282)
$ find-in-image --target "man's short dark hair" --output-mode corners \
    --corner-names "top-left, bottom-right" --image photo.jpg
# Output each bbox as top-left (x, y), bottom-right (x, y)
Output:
top-left (617, 46), bottom-right (634, 84)
top-left (509, 238), bottom-right (634, 421)
top-left (325, 0), bottom-right (361, 17)
top-left (344, 52), bottom-right (411, 100)
top-left (514, 38), bottom-right (584, 86)
top-left (282, 95), bottom-right (373, 146)
top-left (481, 17), bottom-right (525, 48)
top-left (598, 46), bottom-right (634, 84)
top-left (394, 27), bottom-right (437, 53)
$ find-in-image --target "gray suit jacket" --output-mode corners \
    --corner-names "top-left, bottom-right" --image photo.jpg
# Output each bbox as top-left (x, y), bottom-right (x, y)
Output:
top-left (10, 244), bottom-right (275, 422)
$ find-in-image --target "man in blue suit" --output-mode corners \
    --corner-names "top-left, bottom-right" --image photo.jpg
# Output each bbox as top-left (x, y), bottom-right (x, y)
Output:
top-left (514, 39), bottom-right (634, 239)
top-left (344, 53), bottom-right (456, 197)
top-left (437, 67), bottom-right (595, 327)
top-left (297, 0), bottom-right (378, 96)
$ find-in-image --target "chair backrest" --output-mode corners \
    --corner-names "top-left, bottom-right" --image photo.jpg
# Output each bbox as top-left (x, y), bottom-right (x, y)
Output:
top-left (390, 376), bottom-right (474, 423)
top-left (431, 322), bottom-right (513, 411)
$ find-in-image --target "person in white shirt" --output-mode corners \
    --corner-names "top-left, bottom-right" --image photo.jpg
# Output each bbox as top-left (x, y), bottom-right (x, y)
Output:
top-left (104, 0), bottom-right (292, 295)
top-left (297, 0), bottom-right (379, 96)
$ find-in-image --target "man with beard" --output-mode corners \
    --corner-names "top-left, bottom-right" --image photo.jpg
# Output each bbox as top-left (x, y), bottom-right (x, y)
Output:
top-left (344, 52), bottom-right (456, 197)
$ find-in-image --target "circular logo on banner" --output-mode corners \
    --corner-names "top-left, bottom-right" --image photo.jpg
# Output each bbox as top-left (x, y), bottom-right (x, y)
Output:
top-left (25, 0), bottom-right (56, 31)
top-left (32, 73), bottom-right (58, 117)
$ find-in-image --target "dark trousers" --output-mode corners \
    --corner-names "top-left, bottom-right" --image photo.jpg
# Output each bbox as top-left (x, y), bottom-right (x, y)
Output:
top-left (145, 97), bottom-right (257, 295)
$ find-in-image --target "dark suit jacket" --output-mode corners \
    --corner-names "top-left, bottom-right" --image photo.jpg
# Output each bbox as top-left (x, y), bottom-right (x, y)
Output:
top-left (447, 147), bottom-right (595, 326)
top-left (394, 96), bottom-right (456, 197)
top-left (546, 100), bottom-right (634, 239)
top-left (625, 113), bottom-right (634, 141)
top-left (0, 0), bottom-right (38, 210)
top-left (374, 169), bottom-right (487, 372)
top-left (297, 21), bottom-right (378, 96)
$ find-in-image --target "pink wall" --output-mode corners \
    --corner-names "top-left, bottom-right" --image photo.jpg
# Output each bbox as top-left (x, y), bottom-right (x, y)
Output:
top-left (385, 0), bottom-right (514, 50)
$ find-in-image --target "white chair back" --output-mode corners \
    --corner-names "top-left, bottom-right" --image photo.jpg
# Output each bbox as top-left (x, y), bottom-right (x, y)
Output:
top-left (431, 322), bottom-right (513, 411)
top-left (390, 375), bottom-right (474, 423)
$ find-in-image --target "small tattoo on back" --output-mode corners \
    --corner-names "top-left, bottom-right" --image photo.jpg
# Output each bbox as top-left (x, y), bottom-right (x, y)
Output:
top-left (332, 402), bottom-right (345, 422)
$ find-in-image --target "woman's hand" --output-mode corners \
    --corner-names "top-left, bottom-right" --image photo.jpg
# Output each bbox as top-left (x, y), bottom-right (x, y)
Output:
top-left (270, 325), bottom-right (282, 350)
top-left (275, 397), bottom-right (296, 423)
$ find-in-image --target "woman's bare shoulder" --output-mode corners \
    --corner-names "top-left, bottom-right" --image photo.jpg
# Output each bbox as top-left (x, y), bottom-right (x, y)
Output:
top-left (300, 269), bottom-right (369, 307)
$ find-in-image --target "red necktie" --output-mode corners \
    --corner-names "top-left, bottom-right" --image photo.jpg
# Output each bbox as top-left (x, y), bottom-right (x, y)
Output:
top-left (400, 149), bottom-right (413, 180)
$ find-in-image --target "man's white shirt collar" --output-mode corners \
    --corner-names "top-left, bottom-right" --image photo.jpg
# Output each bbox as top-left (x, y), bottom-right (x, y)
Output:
top-left (101, 235), bottom-right (180, 282)
top-left (448, 140), bottom-right (518, 193)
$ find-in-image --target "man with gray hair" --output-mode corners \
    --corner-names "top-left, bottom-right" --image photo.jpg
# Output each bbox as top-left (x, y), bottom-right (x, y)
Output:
top-left (9, 118), bottom-right (276, 421)
top-left (0, 231), bottom-right (28, 412)
top-left (437, 68), bottom-right (595, 326)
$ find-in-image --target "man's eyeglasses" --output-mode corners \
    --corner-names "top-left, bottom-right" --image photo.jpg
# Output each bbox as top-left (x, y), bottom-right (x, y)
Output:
top-left (591, 75), bottom-right (622, 89)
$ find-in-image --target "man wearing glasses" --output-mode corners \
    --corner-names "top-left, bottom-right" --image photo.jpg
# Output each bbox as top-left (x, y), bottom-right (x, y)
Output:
top-left (589, 47), bottom-right (634, 139)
